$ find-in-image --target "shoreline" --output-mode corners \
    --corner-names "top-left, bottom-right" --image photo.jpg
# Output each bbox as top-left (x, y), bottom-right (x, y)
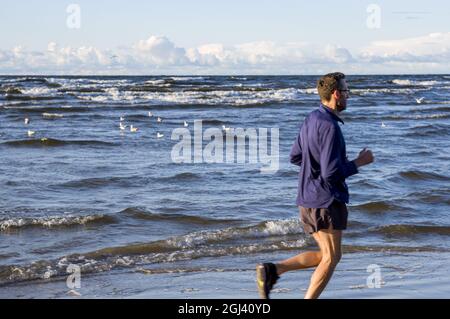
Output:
top-left (1, 251), bottom-right (449, 299)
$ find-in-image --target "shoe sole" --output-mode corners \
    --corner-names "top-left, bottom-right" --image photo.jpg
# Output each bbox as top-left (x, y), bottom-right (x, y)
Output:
top-left (256, 264), bottom-right (268, 299)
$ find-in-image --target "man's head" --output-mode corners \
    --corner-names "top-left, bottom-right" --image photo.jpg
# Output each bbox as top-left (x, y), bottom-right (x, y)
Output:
top-left (317, 72), bottom-right (349, 112)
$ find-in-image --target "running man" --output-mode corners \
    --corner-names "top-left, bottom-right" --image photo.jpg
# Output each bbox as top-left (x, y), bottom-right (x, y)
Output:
top-left (256, 72), bottom-right (374, 299)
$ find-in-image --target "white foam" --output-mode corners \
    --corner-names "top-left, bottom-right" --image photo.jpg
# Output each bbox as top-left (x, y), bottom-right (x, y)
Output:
top-left (145, 79), bottom-right (167, 85)
top-left (164, 218), bottom-right (303, 249)
top-left (142, 88), bottom-right (303, 105)
top-left (392, 79), bottom-right (441, 86)
top-left (0, 214), bottom-right (107, 231)
top-left (300, 87), bottom-right (318, 94)
top-left (352, 88), bottom-right (414, 96)
top-left (392, 79), bottom-right (412, 86)
top-left (170, 76), bottom-right (205, 81)
top-left (414, 113), bottom-right (448, 119)
top-left (20, 87), bottom-right (53, 95)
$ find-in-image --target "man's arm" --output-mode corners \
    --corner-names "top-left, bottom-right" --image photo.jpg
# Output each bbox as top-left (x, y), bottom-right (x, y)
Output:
top-left (290, 126), bottom-right (302, 166)
top-left (319, 125), bottom-right (358, 185)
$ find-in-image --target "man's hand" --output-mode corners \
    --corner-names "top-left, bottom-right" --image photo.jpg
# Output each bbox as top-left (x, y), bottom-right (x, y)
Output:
top-left (354, 148), bottom-right (374, 168)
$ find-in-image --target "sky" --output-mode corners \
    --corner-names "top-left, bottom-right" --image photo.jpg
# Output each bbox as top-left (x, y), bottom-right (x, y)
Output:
top-left (0, 0), bottom-right (449, 75)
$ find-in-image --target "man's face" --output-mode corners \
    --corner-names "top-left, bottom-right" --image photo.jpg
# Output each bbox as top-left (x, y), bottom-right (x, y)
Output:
top-left (336, 79), bottom-right (349, 112)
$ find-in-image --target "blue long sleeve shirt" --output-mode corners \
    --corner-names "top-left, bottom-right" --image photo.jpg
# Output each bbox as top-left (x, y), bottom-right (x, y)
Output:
top-left (290, 103), bottom-right (359, 208)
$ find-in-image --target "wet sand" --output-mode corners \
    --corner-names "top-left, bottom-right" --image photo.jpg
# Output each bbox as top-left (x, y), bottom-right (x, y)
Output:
top-left (2, 251), bottom-right (449, 299)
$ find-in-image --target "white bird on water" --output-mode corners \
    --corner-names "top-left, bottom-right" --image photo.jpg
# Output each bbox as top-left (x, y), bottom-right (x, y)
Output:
top-left (148, 112), bottom-right (153, 117)
top-left (381, 122), bottom-right (387, 128)
top-left (184, 121), bottom-right (188, 127)
top-left (157, 117), bottom-right (162, 123)
top-left (24, 118), bottom-right (30, 125)
top-left (27, 130), bottom-right (35, 137)
top-left (119, 122), bottom-right (127, 130)
top-left (415, 97), bottom-right (425, 104)
top-left (120, 116), bottom-right (125, 121)
top-left (130, 125), bottom-right (138, 132)
top-left (157, 132), bottom-right (164, 138)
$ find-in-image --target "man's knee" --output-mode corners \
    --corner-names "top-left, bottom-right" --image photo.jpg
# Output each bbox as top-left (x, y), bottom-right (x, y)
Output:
top-left (322, 252), bottom-right (341, 268)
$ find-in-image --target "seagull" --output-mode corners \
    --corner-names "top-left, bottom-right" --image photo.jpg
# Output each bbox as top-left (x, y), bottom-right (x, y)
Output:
top-left (381, 122), bottom-right (387, 128)
top-left (27, 130), bottom-right (35, 137)
top-left (119, 122), bottom-right (127, 130)
top-left (148, 112), bottom-right (153, 117)
top-left (130, 125), bottom-right (138, 132)
top-left (157, 117), bottom-right (162, 123)
top-left (183, 121), bottom-right (188, 127)
top-left (415, 97), bottom-right (425, 104)
top-left (120, 116), bottom-right (125, 121)
top-left (157, 132), bottom-right (164, 138)
top-left (222, 125), bottom-right (231, 132)
top-left (24, 118), bottom-right (30, 125)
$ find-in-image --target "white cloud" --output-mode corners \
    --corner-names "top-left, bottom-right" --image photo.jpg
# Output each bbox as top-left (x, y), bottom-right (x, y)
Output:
top-left (134, 35), bottom-right (188, 65)
top-left (360, 32), bottom-right (450, 62)
top-left (0, 32), bottom-right (449, 74)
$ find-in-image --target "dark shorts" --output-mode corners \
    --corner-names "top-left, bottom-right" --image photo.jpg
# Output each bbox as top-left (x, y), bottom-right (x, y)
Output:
top-left (299, 200), bottom-right (348, 234)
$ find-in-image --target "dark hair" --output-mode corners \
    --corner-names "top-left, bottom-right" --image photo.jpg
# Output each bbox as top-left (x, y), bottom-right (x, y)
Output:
top-left (317, 72), bottom-right (346, 102)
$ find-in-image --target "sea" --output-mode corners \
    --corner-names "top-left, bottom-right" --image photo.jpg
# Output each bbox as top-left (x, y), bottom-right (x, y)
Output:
top-left (0, 74), bottom-right (449, 297)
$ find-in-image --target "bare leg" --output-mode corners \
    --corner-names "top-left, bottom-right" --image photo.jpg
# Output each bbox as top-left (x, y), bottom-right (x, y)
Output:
top-left (276, 251), bottom-right (322, 275)
top-left (304, 229), bottom-right (342, 299)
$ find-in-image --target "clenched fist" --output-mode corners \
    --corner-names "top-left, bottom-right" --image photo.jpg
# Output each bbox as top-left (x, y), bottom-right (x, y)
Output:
top-left (354, 148), bottom-right (374, 168)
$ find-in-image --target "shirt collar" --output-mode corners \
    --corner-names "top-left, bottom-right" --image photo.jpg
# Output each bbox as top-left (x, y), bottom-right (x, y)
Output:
top-left (319, 103), bottom-right (344, 124)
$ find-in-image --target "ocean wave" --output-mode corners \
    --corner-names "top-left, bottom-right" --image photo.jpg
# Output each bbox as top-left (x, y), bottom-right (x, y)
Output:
top-left (79, 218), bottom-right (304, 259)
top-left (170, 76), bottom-right (206, 82)
top-left (1, 138), bottom-right (116, 148)
top-left (2, 239), bottom-right (444, 285)
top-left (390, 79), bottom-right (443, 86)
top-left (0, 214), bottom-right (116, 232)
top-left (351, 88), bottom-right (415, 96)
top-left (5, 94), bottom-right (60, 101)
top-left (20, 87), bottom-right (55, 96)
top-left (370, 224), bottom-right (450, 236)
top-left (406, 190), bottom-right (450, 205)
top-left (201, 119), bottom-right (228, 125)
top-left (405, 123), bottom-right (449, 137)
top-left (351, 200), bottom-right (407, 213)
top-left (397, 170), bottom-right (450, 182)
top-left (57, 87), bottom-right (106, 93)
top-left (274, 169), bottom-right (298, 178)
top-left (185, 86), bottom-right (269, 93)
top-left (346, 113), bottom-right (450, 121)
top-left (73, 87), bottom-right (304, 106)
top-left (0, 87), bottom-right (23, 94)
top-left (119, 207), bottom-right (242, 225)
top-left (2, 105), bottom-right (91, 113)
top-left (159, 172), bottom-right (203, 182)
top-left (0, 218), bottom-right (307, 285)
top-left (413, 113), bottom-right (450, 120)
top-left (0, 238), bottom-right (307, 285)
top-left (58, 176), bottom-right (145, 189)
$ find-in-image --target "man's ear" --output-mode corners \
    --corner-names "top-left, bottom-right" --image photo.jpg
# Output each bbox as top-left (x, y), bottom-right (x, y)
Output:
top-left (332, 89), bottom-right (340, 100)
